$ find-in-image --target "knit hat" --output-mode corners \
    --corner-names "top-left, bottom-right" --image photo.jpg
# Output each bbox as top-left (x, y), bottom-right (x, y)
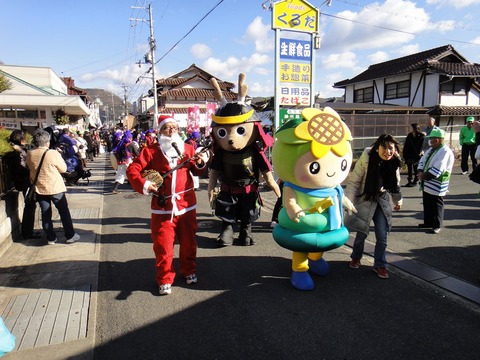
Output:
top-left (158, 115), bottom-right (177, 130)
top-left (466, 116), bottom-right (474, 122)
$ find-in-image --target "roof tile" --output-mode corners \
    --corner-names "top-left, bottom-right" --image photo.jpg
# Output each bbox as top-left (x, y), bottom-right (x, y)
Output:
top-left (334, 44), bottom-right (480, 87)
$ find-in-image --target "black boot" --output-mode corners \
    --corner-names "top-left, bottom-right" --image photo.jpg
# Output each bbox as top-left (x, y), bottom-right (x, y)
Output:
top-left (216, 222), bottom-right (234, 246)
top-left (405, 180), bottom-right (415, 187)
top-left (237, 222), bottom-right (254, 246)
top-left (112, 182), bottom-right (120, 194)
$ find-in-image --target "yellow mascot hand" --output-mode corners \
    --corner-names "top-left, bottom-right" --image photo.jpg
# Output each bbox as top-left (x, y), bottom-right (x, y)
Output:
top-left (307, 197), bottom-right (334, 214)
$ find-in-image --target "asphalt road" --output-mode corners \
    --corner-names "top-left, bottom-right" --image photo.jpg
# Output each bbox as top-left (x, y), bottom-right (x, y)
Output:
top-left (92, 165), bottom-right (480, 360)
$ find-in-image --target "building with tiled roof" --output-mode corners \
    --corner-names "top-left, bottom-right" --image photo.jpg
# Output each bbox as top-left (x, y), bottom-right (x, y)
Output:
top-left (333, 44), bottom-right (480, 114)
top-left (135, 64), bottom-right (238, 129)
top-left (331, 45), bottom-right (480, 149)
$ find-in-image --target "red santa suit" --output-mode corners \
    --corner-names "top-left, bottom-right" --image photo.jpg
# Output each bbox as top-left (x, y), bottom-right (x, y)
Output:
top-left (127, 141), bottom-right (206, 286)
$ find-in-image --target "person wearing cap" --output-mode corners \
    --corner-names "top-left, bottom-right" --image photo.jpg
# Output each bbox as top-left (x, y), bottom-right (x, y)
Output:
top-left (145, 129), bottom-right (156, 147)
top-left (111, 130), bottom-right (140, 194)
top-left (472, 117), bottom-right (480, 145)
top-left (459, 116), bottom-right (477, 175)
top-left (417, 128), bottom-right (454, 234)
top-left (402, 123), bottom-right (425, 187)
top-left (126, 115), bottom-right (208, 295)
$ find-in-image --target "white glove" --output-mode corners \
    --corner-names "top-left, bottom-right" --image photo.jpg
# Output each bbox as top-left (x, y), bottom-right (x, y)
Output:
top-left (342, 196), bottom-right (357, 215)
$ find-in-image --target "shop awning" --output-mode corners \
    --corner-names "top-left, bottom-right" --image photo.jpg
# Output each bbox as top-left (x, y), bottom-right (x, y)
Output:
top-left (0, 93), bottom-right (90, 115)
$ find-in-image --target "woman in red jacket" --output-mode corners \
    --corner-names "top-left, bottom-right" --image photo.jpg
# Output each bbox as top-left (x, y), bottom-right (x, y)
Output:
top-left (127, 116), bottom-right (208, 295)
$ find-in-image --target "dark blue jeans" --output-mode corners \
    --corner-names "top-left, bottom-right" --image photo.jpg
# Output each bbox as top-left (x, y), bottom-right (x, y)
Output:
top-left (37, 192), bottom-right (75, 242)
top-left (351, 205), bottom-right (388, 268)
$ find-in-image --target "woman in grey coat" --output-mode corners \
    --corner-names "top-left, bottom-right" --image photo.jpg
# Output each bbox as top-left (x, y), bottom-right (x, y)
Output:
top-left (345, 134), bottom-right (403, 279)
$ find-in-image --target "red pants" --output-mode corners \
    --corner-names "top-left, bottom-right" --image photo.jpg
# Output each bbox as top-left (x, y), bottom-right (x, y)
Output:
top-left (151, 210), bottom-right (198, 285)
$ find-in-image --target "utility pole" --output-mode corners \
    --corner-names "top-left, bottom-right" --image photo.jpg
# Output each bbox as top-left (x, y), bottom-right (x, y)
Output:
top-left (111, 93), bottom-right (116, 126)
top-left (131, 3), bottom-right (158, 128)
top-left (148, 4), bottom-right (158, 128)
top-left (121, 83), bottom-right (129, 128)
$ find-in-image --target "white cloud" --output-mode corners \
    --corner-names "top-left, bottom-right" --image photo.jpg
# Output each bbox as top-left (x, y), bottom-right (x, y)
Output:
top-left (395, 44), bottom-right (421, 57)
top-left (242, 16), bottom-right (274, 53)
top-left (190, 43), bottom-right (212, 59)
top-left (202, 53), bottom-right (271, 83)
top-left (79, 64), bottom-right (147, 88)
top-left (249, 80), bottom-right (274, 96)
top-left (427, 0), bottom-right (480, 9)
top-left (321, 52), bottom-right (356, 69)
top-left (200, 53), bottom-right (274, 96)
top-left (316, 71), bottom-right (346, 98)
top-left (427, 19), bottom-right (457, 34)
top-left (367, 51), bottom-right (389, 63)
top-left (321, 0), bottom-right (429, 52)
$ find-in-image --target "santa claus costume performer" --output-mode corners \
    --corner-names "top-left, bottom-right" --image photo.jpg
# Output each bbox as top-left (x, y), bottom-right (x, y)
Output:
top-left (127, 115), bottom-right (208, 295)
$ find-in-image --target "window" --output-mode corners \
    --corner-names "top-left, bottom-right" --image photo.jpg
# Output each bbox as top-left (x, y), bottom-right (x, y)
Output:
top-left (16, 109), bottom-right (38, 119)
top-left (440, 77), bottom-right (467, 95)
top-left (354, 87), bottom-right (373, 103)
top-left (3, 111), bottom-right (16, 118)
top-left (385, 80), bottom-right (410, 100)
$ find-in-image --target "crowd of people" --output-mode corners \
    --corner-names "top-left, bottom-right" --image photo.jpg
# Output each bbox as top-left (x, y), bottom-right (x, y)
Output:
top-left (6, 113), bottom-right (480, 294)
top-left (6, 126), bottom-right (116, 243)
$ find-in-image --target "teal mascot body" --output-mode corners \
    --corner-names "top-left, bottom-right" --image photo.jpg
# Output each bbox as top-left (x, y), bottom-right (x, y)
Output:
top-left (272, 107), bottom-right (356, 290)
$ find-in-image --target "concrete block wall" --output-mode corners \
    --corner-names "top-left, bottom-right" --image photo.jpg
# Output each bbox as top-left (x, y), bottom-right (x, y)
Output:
top-left (0, 191), bottom-right (22, 258)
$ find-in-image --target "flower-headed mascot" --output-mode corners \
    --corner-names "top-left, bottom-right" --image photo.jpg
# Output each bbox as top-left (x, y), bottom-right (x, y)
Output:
top-left (272, 107), bottom-right (356, 290)
top-left (208, 73), bottom-right (281, 246)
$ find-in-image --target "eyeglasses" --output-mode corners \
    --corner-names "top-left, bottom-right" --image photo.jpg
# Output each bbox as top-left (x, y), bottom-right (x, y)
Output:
top-left (162, 126), bottom-right (178, 131)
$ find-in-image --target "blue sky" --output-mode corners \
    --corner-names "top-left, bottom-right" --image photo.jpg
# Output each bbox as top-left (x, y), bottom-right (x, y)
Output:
top-left (1, 0), bottom-right (480, 103)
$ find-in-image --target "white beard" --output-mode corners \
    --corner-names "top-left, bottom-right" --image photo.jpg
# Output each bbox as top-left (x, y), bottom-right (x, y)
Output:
top-left (159, 133), bottom-right (185, 158)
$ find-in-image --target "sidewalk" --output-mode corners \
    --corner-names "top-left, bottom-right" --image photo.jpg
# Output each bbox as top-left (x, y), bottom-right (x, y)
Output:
top-left (0, 154), bottom-right (106, 359)
top-left (0, 153), bottom-right (479, 359)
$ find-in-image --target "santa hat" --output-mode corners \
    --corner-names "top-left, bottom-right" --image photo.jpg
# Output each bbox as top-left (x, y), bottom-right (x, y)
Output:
top-left (158, 115), bottom-right (177, 129)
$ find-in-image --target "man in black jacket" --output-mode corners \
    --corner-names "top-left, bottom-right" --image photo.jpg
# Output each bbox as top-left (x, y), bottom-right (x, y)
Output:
top-left (403, 123), bottom-right (425, 187)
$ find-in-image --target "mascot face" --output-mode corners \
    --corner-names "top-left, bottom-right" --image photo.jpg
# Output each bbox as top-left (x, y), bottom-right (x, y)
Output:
top-left (212, 122), bottom-right (258, 151)
top-left (293, 149), bottom-right (351, 189)
top-left (272, 107), bottom-right (352, 189)
top-left (211, 102), bottom-right (260, 152)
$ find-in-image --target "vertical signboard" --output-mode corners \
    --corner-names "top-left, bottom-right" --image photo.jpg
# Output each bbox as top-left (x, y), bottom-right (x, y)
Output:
top-left (273, 0), bottom-right (319, 33)
top-left (187, 105), bottom-right (200, 133)
top-left (278, 37), bottom-right (312, 106)
top-left (205, 102), bottom-right (217, 136)
top-left (271, 0), bottom-right (319, 131)
top-left (279, 108), bottom-right (302, 126)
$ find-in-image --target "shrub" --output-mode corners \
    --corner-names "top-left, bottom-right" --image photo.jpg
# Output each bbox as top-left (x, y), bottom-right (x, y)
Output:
top-left (0, 128), bottom-right (13, 156)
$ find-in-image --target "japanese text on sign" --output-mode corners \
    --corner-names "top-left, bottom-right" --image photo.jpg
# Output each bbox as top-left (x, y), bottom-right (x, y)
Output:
top-left (279, 108), bottom-right (302, 126)
top-left (279, 62), bottom-right (311, 83)
top-left (280, 39), bottom-right (312, 61)
top-left (273, 0), bottom-right (319, 34)
top-left (279, 85), bottom-right (311, 105)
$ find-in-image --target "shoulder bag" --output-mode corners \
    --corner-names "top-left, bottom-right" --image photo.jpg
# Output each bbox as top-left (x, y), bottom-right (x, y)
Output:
top-left (25, 149), bottom-right (49, 204)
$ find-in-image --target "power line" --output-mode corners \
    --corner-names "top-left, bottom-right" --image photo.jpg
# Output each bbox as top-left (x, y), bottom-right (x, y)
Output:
top-left (322, 12), bottom-right (480, 46)
top-left (133, 0), bottom-right (225, 88)
top-left (154, 0), bottom-right (225, 65)
top-left (333, 0), bottom-right (480, 34)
